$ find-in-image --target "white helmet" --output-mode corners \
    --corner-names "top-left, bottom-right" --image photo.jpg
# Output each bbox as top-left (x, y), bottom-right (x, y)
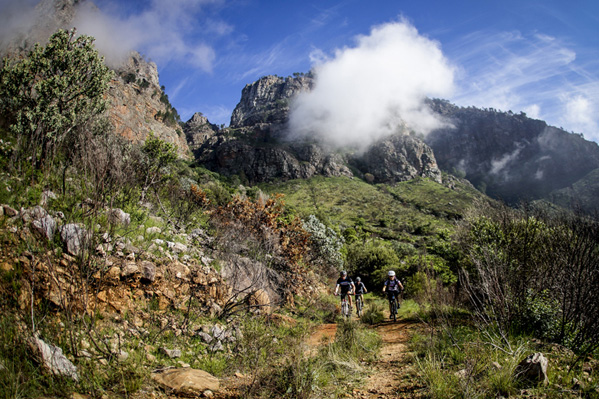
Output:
top-left (388, 270), bottom-right (396, 276)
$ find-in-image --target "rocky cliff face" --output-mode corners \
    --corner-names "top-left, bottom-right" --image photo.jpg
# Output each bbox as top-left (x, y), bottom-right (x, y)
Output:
top-left (195, 74), bottom-right (441, 184)
top-left (425, 99), bottom-right (599, 203)
top-left (354, 135), bottom-right (442, 183)
top-left (108, 53), bottom-right (190, 158)
top-left (230, 74), bottom-right (313, 133)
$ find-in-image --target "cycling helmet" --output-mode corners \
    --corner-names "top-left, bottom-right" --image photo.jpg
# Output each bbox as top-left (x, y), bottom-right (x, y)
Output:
top-left (388, 270), bottom-right (396, 276)
top-left (356, 277), bottom-right (361, 282)
top-left (340, 270), bottom-right (347, 276)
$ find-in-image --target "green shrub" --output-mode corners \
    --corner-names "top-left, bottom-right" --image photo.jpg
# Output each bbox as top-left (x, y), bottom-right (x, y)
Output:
top-left (360, 300), bottom-right (385, 325)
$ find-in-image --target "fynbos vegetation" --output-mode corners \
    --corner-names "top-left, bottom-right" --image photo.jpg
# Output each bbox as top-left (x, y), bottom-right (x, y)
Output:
top-left (0, 19), bottom-right (598, 399)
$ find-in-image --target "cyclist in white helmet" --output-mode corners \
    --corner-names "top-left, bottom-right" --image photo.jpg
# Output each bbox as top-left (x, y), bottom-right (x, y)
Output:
top-left (382, 270), bottom-right (404, 315)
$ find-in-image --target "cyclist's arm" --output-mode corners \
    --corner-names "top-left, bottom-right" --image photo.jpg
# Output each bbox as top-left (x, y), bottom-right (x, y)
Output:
top-left (399, 281), bottom-right (405, 290)
top-left (334, 284), bottom-right (340, 295)
top-left (363, 285), bottom-right (368, 294)
top-left (351, 283), bottom-right (356, 293)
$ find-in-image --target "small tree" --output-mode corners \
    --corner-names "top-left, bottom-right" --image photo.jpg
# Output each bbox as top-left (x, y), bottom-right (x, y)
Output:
top-left (0, 29), bottom-right (112, 173)
top-left (139, 132), bottom-right (178, 202)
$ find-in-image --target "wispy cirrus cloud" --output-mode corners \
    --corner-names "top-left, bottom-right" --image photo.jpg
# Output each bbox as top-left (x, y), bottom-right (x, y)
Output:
top-left (449, 30), bottom-right (599, 140)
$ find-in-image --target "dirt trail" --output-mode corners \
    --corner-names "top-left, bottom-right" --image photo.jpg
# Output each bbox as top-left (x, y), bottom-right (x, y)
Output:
top-left (307, 317), bottom-right (424, 398)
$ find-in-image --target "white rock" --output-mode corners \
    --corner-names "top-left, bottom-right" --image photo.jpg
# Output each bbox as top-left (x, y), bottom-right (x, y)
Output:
top-left (28, 336), bottom-right (78, 381)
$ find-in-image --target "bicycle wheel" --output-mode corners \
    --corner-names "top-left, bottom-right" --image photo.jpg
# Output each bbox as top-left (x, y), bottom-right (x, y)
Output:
top-left (357, 296), bottom-right (363, 317)
top-left (342, 300), bottom-right (349, 318)
top-left (391, 296), bottom-right (397, 322)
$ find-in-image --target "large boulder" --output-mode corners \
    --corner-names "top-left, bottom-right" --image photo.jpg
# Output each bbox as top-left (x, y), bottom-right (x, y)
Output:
top-left (151, 368), bottom-right (219, 395)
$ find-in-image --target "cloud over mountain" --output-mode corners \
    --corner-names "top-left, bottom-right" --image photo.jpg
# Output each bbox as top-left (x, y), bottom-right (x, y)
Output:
top-left (288, 19), bottom-right (455, 149)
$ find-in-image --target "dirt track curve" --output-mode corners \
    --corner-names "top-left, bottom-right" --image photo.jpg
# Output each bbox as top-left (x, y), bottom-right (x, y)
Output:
top-left (308, 317), bottom-right (425, 398)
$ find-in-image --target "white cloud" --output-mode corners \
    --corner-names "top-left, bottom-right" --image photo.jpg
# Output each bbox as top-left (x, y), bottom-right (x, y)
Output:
top-left (288, 19), bottom-right (455, 149)
top-left (559, 95), bottom-right (598, 137)
top-left (523, 104), bottom-right (541, 119)
top-left (490, 145), bottom-right (523, 179)
top-left (72, 0), bottom-right (225, 71)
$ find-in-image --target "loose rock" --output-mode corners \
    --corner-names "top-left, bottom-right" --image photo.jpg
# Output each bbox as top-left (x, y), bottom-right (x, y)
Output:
top-left (60, 224), bottom-right (91, 256)
top-left (160, 348), bottom-right (182, 358)
top-left (28, 336), bottom-right (79, 381)
top-left (107, 208), bottom-right (131, 226)
top-left (514, 352), bottom-right (549, 386)
top-left (151, 368), bottom-right (219, 395)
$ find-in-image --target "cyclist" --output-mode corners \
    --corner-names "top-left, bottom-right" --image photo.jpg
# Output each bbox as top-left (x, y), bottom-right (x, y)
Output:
top-left (382, 271), bottom-right (404, 316)
top-left (334, 270), bottom-right (355, 310)
top-left (354, 277), bottom-right (367, 313)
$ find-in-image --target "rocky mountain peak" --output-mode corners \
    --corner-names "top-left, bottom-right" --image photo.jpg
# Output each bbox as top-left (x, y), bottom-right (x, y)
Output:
top-left (184, 113), bottom-right (219, 153)
top-left (230, 74), bottom-right (313, 130)
top-left (193, 73), bottom-right (442, 185)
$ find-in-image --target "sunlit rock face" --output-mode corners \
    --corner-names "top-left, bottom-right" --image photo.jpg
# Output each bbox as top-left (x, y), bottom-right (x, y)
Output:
top-left (107, 53), bottom-right (190, 158)
top-left (230, 74), bottom-right (314, 131)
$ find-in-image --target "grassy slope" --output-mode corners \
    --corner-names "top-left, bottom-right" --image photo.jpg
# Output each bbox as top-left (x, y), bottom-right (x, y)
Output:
top-left (261, 175), bottom-right (485, 245)
top-left (548, 167), bottom-right (599, 213)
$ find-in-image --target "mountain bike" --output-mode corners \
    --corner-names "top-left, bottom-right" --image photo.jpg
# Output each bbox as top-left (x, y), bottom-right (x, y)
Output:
top-left (355, 294), bottom-right (364, 317)
top-left (337, 293), bottom-right (352, 319)
top-left (388, 292), bottom-right (399, 322)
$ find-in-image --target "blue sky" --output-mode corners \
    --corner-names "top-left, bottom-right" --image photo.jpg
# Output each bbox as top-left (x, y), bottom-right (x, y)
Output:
top-left (6, 0), bottom-right (598, 140)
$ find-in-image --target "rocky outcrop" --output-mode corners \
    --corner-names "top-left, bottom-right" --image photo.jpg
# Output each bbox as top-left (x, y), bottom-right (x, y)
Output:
top-left (195, 74), bottom-right (441, 185)
top-left (184, 113), bottom-right (219, 152)
top-left (108, 53), bottom-right (190, 158)
top-left (151, 368), bottom-right (220, 396)
top-left (0, 1), bottom-right (190, 158)
top-left (230, 74), bottom-right (313, 132)
top-left (201, 140), bottom-right (352, 183)
top-left (353, 134), bottom-right (442, 183)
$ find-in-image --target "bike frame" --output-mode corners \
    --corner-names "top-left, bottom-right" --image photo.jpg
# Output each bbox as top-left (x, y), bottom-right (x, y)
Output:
top-left (338, 292), bottom-right (352, 318)
top-left (355, 293), bottom-right (364, 316)
top-left (388, 292), bottom-right (398, 321)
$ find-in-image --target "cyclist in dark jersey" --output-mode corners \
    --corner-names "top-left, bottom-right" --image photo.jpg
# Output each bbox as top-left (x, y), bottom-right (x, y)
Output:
top-left (354, 277), bottom-right (367, 313)
top-left (334, 270), bottom-right (355, 308)
top-left (382, 270), bottom-right (404, 315)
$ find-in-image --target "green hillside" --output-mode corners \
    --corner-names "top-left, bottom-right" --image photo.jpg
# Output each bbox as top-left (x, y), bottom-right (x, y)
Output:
top-left (548, 168), bottom-right (599, 213)
top-left (262, 174), bottom-right (485, 245)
